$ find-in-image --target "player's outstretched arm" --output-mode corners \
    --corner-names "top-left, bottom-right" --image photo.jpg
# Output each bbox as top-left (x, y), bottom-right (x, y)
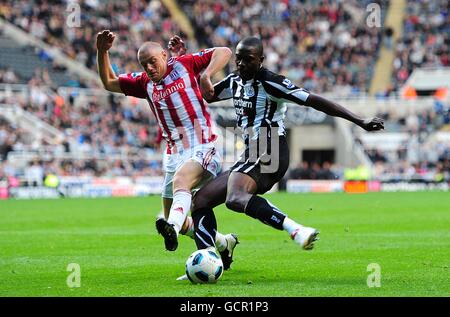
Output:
top-left (305, 93), bottom-right (384, 132)
top-left (200, 47), bottom-right (232, 101)
top-left (96, 30), bottom-right (122, 93)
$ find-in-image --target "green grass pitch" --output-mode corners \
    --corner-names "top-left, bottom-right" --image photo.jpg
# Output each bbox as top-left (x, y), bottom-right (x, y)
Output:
top-left (0, 192), bottom-right (449, 296)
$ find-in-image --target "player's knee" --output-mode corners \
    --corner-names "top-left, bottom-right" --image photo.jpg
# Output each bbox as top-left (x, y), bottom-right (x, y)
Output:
top-left (225, 192), bottom-right (245, 212)
top-left (172, 173), bottom-right (190, 191)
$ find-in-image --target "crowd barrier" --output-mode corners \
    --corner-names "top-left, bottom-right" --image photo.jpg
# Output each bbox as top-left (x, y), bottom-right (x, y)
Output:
top-left (1, 176), bottom-right (164, 199)
top-left (1, 178), bottom-right (449, 199)
top-left (286, 180), bottom-right (449, 193)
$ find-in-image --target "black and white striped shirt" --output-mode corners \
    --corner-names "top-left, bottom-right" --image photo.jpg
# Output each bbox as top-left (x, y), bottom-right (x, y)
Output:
top-left (213, 67), bottom-right (310, 141)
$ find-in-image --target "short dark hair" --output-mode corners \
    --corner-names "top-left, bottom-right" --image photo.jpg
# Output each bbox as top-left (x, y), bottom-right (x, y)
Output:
top-left (238, 36), bottom-right (264, 57)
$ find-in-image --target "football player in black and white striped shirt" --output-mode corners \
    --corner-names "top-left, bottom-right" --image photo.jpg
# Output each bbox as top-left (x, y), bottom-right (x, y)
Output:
top-left (190, 37), bottom-right (384, 264)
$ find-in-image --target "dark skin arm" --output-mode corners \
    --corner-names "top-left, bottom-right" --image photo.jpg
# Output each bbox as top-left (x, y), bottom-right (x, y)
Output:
top-left (305, 93), bottom-right (384, 132)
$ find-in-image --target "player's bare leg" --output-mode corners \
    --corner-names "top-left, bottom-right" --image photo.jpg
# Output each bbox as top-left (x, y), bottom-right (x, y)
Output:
top-left (162, 197), bottom-right (172, 219)
top-left (158, 160), bottom-right (207, 251)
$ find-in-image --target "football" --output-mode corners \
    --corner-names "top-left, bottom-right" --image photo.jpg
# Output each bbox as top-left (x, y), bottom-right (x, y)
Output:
top-left (185, 248), bottom-right (224, 284)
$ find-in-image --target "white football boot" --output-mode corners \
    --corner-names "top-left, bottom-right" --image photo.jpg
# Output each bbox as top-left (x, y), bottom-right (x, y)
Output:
top-left (218, 233), bottom-right (239, 270)
top-left (291, 226), bottom-right (320, 250)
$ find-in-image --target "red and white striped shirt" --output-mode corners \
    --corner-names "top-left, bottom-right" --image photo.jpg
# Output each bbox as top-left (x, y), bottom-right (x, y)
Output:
top-left (119, 49), bottom-right (217, 153)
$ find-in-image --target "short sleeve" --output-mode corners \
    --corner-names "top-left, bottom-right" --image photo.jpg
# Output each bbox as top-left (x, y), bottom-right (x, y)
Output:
top-left (187, 48), bottom-right (215, 75)
top-left (118, 72), bottom-right (150, 99)
top-left (262, 74), bottom-right (310, 105)
top-left (213, 73), bottom-right (234, 101)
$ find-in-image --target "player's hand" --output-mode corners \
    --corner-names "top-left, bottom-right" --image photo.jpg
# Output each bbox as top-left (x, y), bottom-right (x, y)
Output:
top-left (360, 117), bottom-right (384, 131)
top-left (168, 35), bottom-right (187, 57)
top-left (200, 73), bottom-right (214, 101)
top-left (96, 30), bottom-right (116, 52)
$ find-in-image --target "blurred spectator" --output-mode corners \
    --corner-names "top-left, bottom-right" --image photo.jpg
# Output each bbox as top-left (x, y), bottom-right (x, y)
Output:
top-left (317, 161), bottom-right (336, 179)
top-left (24, 160), bottom-right (44, 186)
top-left (290, 161), bottom-right (312, 179)
top-left (289, 161), bottom-right (337, 180)
top-left (0, 67), bottom-right (20, 84)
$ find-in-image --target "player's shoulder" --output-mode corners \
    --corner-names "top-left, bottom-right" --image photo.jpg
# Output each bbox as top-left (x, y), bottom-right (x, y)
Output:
top-left (174, 48), bottom-right (215, 63)
top-left (258, 67), bottom-right (287, 84)
top-left (169, 54), bottom-right (193, 68)
top-left (192, 48), bottom-right (215, 57)
top-left (258, 67), bottom-right (297, 90)
top-left (224, 71), bottom-right (240, 81)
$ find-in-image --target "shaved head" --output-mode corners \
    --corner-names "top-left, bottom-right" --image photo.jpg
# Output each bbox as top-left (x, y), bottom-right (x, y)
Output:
top-left (137, 41), bottom-right (168, 82)
top-left (138, 41), bottom-right (164, 59)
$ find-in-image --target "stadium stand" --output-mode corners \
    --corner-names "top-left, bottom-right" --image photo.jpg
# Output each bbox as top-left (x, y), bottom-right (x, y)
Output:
top-left (391, 0), bottom-right (449, 92)
top-left (0, 0), bottom-right (191, 76)
top-left (0, 0), bottom-right (449, 193)
top-left (181, 0), bottom-right (387, 95)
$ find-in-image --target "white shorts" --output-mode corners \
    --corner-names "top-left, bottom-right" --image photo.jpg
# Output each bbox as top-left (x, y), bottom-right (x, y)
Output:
top-left (162, 143), bottom-right (222, 199)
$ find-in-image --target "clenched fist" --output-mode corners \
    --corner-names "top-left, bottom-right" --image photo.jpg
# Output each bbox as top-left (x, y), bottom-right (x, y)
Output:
top-left (168, 35), bottom-right (187, 57)
top-left (96, 30), bottom-right (116, 52)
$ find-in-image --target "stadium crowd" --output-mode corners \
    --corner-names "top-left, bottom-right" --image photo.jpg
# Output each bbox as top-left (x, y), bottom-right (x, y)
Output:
top-left (391, 0), bottom-right (449, 91)
top-left (183, 0), bottom-right (386, 95)
top-left (1, 0), bottom-right (449, 185)
top-left (360, 101), bottom-right (450, 182)
top-left (0, 67), bottom-right (19, 84)
top-left (0, 0), bottom-right (390, 96)
top-left (0, 0), bottom-right (187, 76)
top-left (288, 161), bottom-right (341, 180)
top-left (0, 69), bottom-right (164, 182)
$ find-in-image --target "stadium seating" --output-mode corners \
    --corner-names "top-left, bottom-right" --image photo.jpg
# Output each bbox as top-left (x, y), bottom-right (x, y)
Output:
top-left (0, 33), bottom-right (74, 86)
top-left (0, 0), bottom-right (449, 184)
top-left (0, 0), bottom-right (187, 77)
top-left (181, 0), bottom-right (386, 95)
top-left (391, 0), bottom-right (449, 91)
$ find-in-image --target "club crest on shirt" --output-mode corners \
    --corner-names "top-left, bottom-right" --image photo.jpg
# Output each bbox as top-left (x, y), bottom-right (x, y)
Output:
top-left (169, 69), bottom-right (180, 81)
top-left (244, 85), bottom-right (255, 97)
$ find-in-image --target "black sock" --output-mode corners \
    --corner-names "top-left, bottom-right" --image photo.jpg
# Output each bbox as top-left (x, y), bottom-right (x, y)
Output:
top-left (245, 195), bottom-right (286, 230)
top-left (192, 207), bottom-right (217, 249)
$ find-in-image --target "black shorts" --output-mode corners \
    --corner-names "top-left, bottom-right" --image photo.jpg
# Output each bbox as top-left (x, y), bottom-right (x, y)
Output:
top-left (231, 135), bottom-right (289, 194)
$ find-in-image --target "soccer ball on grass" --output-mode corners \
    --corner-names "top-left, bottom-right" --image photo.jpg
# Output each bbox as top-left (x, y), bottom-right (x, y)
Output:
top-left (185, 248), bottom-right (224, 284)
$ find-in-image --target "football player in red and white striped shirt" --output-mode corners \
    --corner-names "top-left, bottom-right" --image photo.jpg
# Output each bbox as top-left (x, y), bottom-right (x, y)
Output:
top-left (96, 30), bottom-right (235, 255)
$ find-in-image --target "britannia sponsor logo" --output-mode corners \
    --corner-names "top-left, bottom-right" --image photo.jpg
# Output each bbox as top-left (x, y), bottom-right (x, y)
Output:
top-left (152, 80), bottom-right (186, 102)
